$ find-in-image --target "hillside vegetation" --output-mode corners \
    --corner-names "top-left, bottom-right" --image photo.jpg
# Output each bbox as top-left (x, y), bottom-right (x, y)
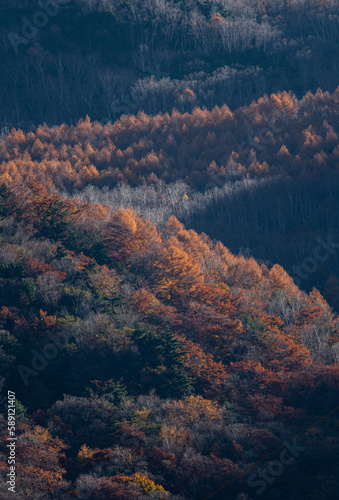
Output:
top-left (0, 183), bottom-right (339, 499)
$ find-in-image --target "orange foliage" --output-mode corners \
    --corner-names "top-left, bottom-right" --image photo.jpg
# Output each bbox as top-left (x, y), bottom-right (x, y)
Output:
top-left (0, 89), bottom-right (338, 190)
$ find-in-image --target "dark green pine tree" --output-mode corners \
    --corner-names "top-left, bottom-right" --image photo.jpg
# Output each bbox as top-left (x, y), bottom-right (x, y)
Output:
top-left (132, 324), bottom-right (193, 398)
top-left (38, 198), bottom-right (73, 240)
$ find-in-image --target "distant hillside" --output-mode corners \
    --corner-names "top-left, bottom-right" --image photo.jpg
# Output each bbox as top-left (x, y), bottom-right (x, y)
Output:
top-left (0, 0), bottom-right (338, 128)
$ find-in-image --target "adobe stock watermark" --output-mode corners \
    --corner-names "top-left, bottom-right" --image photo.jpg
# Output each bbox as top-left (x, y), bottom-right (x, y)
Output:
top-left (290, 236), bottom-right (339, 287)
top-left (8, 0), bottom-right (71, 54)
top-left (7, 391), bottom-right (16, 493)
top-left (17, 330), bottom-right (69, 386)
top-left (247, 437), bottom-right (306, 495)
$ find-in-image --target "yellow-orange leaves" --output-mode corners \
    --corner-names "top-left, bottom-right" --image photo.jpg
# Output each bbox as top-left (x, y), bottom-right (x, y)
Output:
top-left (153, 244), bottom-right (204, 302)
top-left (164, 395), bottom-right (224, 426)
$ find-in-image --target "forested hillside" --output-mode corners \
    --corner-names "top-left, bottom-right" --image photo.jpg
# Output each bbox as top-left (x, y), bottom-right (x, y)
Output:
top-left (0, 1), bottom-right (339, 499)
top-left (1, 184), bottom-right (339, 499)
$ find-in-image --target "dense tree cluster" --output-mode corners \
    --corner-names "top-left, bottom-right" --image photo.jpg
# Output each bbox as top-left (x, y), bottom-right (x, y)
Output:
top-left (1, 183), bottom-right (339, 499)
top-left (0, 89), bottom-right (338, 191)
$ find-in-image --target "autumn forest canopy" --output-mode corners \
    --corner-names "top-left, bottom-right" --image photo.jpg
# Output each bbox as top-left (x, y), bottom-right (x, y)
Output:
top-left (0, 1), bottom-right (339, 500)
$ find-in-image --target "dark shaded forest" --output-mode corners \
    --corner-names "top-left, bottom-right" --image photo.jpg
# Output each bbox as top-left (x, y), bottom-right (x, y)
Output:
top-left (0, 0), bottom-right (338, 128)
